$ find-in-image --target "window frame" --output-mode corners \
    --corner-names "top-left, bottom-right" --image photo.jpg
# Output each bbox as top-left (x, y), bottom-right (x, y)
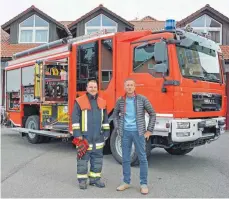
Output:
top-left (190, 14), bottom-right (222, 45)
top-left (100, 38), bottom-right (113, 90)
top-left (76, 41), bottom-right (99, 91)
top-left (101, 70), bottom-right (112, 82)
top-left (85, 14), bottom-right (118, 35)
top-left (133, 43), bottom-right (169, 78)
top-left (18, 14), bottom-right (49, 43)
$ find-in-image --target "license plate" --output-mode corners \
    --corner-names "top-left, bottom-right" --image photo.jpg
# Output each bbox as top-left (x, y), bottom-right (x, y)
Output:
top-left (205, 120), bottom-right (216, 127)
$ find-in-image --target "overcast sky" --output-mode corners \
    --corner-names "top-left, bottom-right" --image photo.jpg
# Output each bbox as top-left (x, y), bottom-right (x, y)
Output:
top-left (1, 0), bottom-right (229, 26)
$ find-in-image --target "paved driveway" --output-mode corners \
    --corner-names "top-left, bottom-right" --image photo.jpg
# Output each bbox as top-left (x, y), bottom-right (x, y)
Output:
top-left (1, 128), bottom-right (229, 198)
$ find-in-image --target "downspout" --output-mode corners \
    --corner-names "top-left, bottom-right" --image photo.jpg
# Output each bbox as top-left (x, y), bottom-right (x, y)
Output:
top-left (226, 72), bottom-right (229, 130)
top-left (13, 38), bottom-right (69, 59)
top-left (63, 25), bottom-right (73, 39)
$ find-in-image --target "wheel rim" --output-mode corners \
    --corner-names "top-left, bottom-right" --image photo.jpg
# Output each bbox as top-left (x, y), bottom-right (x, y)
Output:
top-left (115, 134), bottom-right (135, 158)
top-left (28, 121), bottom-right (36, 139)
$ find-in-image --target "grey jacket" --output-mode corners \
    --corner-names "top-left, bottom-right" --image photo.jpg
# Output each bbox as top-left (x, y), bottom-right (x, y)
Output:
top-left (113, 94), bottom-right (156, 136)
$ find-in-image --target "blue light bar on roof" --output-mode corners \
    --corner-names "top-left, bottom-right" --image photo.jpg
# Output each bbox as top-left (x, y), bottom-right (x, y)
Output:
top-left (165, 19), bottom-right (176, 30)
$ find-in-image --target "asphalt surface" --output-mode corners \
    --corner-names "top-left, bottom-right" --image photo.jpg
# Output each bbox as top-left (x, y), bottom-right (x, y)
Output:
top-left (1, 127), bottom-right (229, 198)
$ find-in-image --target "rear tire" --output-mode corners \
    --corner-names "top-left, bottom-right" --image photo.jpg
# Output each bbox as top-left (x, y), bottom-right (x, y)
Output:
top-left (25, 115), bottom-right (43, 144)
top-left (110, 129), bottom-right (152, 166)
top-left (165, 147), bottom-right (194, 155)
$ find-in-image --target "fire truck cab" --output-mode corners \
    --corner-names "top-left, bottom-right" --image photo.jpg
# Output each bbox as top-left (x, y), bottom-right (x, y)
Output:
top-left (4, 21), bottom-right (226, 165)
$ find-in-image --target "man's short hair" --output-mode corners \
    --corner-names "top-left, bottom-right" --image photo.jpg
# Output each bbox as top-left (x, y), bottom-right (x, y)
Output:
top-left (124, 78), bottom-right (136, 84)
top-left (87, 79), bottom-right (98, 86)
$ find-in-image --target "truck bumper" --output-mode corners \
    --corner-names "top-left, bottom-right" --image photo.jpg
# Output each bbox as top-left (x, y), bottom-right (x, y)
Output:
top-left (170, 117), bottom-right (225, 142)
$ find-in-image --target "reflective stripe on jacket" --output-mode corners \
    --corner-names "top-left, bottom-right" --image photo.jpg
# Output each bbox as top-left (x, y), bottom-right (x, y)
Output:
top-left (72, 93), bottom-right (110, 150)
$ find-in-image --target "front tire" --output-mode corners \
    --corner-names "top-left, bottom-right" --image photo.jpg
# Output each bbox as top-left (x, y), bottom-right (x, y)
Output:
top-left (110, 129), bottom-right (151, 166)
top-left (165, 147), bottom-right (194, 155)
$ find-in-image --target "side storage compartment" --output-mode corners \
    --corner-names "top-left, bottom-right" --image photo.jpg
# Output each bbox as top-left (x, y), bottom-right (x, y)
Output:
top-left (41, 104), bottom-right (69, 131)
top-left (6, 69), bottom-right (21, 111)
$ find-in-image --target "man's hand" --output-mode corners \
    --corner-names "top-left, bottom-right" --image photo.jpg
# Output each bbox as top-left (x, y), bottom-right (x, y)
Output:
top-left (144, 131), bottom-right (152, 141)
top-left (78, 136), bottom-right (83, 140)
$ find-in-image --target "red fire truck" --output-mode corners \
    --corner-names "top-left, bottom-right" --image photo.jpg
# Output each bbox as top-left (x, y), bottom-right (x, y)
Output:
top-left (4, 23), bottom-right (226, 165)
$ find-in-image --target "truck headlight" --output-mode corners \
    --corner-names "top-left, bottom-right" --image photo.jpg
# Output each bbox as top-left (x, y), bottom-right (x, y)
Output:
top-left (177, 122), bottom-right (190, 129)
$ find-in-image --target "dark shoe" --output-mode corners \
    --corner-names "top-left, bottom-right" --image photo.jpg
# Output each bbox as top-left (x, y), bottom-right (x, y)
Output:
top-left (79, 181), bottom-right (87, 189)
top-left (89, 180), bottom-right (105, 188)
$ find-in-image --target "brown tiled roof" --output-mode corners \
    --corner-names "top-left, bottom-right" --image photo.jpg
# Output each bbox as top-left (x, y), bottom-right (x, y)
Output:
top-left (1, 29), bottom-right (40, 58)
top-left (177, 4), bottom-right (229, 27)
top-left (1, 43), bottom-right (40, 58)
top-left (1, 29), bottom-right (9, 44)
top-left (141, 16), bottom-right (157, 21)
top-left (59, 21), bottom-right (74, 26)
top-left (130, 21), bottom-right (165, 31)
top-left (68, 4), bottom-right (134, 29)
top-left (130, 16), bottom-right (165, 31)
top-left (221, 46), bottom-right (229, 60)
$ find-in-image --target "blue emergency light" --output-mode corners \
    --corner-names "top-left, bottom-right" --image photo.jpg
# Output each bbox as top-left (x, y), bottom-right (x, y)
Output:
top-left (165, 19), bottom-right (176, 30)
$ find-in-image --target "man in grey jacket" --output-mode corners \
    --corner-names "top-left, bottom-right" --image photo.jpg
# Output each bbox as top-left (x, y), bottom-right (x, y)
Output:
top-left (113, 78), bottom-right (156, 195)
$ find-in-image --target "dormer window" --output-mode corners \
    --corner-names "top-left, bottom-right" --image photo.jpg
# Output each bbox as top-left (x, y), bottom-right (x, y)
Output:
top-left (190, 14), bottom-right (222, 44)
top-left (85, 14), bottom-right (117, 35)
top-left (19, 15), bottom-right (49, 43)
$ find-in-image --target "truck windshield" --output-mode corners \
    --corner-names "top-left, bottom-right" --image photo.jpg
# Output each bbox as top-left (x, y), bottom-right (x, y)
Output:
top-left (176, 44), bottom-right (221, 83)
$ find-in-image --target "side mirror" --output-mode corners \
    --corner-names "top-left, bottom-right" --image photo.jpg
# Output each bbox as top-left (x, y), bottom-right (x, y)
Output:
top-left (154, 63), bottom-right (168, 73)
top-left (154, 41), bottom-right (167, 63)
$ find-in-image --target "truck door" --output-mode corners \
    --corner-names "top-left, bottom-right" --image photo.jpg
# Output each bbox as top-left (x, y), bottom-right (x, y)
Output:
top-left (128, 41), bottom-right (174, 114)
top-left (74, 38), bottom-right (115, 114)
top-left (75, 41), bottom-right (99, 97)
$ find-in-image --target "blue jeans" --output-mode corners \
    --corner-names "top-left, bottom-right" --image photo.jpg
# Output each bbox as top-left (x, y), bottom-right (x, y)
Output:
top-left (122, 130), bottom-right (148, 185)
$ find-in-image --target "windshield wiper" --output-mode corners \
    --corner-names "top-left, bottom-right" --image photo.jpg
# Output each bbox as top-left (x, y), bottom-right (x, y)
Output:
top-left (184, 75), bottom-right (221, 83)
top-left (183, 75), bottom-right (206, 81)
top-left (204, 78), bottom-right (221, 83)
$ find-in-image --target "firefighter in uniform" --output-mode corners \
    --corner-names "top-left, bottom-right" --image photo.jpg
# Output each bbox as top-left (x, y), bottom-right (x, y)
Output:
top-left (72, 80), bottom-right (110, 189)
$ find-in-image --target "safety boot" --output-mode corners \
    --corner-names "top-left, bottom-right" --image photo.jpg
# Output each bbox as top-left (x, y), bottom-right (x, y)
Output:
top-left (79, 181), bottom-right (87, 189)
top-left (89, 179), bottom-right (105, 188)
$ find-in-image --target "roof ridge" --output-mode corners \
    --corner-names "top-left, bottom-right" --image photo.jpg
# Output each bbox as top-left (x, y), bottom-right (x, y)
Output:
top-left (177, 4), bottom-right (229, 26)
top-left (1, 5), bottom-right (66, 30)
top-left (68, 4), bottom-right (134, 28)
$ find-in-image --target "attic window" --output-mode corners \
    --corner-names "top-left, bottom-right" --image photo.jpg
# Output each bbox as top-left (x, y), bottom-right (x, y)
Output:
top-left (19, 15), bottom-right (49, 43)
top-left (190, 14), bottom-right (222, 45)
top-left (85, 14), bottom-right (117, 35)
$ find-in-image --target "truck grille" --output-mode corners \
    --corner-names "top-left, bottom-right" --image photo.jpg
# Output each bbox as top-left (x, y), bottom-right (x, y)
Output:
top-left (192, 93), bottom-right (222, 112)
